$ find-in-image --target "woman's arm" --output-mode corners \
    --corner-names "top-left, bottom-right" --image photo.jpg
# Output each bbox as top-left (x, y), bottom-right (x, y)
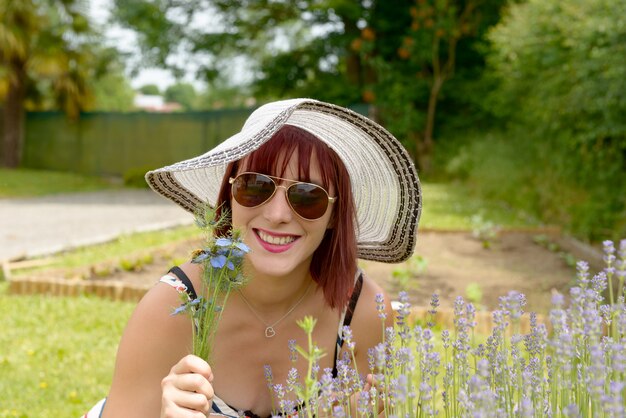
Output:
top-left (102, 281), bottom-right (207, 417)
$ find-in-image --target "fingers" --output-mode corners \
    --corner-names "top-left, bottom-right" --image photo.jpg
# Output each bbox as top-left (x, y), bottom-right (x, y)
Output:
top-left (170, 354), bottom-right (214, 381)
top-left (161, 355), bottom-right (214, 418)
top-left (174, 372), bottom-right (215, 398)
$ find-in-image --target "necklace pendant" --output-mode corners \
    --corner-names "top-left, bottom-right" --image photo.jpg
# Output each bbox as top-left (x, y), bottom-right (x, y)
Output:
top-left (265, 326), bottom-right (276, 338)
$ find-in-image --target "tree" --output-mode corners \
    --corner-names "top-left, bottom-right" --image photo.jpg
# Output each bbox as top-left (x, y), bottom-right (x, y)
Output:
top-left (350, 0), bottom-right (508, 172)
top-left (138, 84), bottom-right (161, 96)
top-left (111, 0), bottom-right (379, 103)
top-left (164, 82), bottom-right (197, 110)
top-left (0, 0), bottom-right (103, 168)
top-left (112, 0), bottom-right (508, 171)
top-left (84, 47), bottom-right (135, 112)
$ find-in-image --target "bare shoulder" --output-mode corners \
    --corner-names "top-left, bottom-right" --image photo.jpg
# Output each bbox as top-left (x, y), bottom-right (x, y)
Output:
top-left (350, 272), bottom-right (394, 353)
top-left (103, 264), bottom-right (199, 417)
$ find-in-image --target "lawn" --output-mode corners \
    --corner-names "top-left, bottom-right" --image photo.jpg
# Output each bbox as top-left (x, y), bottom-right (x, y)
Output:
top-left (0, 282), bottom-right (135, 417)
top-left (0, 168), bottom-right (119, 198)
top-left (419, 181), bottom-right (541, 230)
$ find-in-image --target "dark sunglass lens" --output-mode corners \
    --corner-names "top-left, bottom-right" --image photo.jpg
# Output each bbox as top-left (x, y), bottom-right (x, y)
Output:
top-left (288, 183), bottom-right (328, 219)
top-left (233, 174), bottom-right (275, 207)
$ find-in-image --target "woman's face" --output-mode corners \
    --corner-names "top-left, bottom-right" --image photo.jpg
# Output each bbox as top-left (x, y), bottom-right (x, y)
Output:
top-left (230, 150), bottom-right (335, 279)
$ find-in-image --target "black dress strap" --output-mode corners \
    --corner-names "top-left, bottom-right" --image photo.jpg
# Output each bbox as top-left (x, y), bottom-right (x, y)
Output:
top-left (168, 266), bottom-right (198, 300)
top-left (332, 272), bottom-right (364, 377)
top-left (342, 273), bottom-right (364, 329)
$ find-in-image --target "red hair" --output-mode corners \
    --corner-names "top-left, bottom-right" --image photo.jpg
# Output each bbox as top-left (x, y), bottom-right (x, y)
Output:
top-left (214, 125), bottom-right (357, 309)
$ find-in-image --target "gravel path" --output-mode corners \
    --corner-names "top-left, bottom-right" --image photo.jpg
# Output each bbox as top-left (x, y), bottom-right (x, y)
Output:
top-left (0, 190), bottom-right (193, 262)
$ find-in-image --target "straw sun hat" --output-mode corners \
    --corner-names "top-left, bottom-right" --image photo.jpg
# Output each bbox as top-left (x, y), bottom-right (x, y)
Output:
top-left (146, 98), bottom-right (421, 263)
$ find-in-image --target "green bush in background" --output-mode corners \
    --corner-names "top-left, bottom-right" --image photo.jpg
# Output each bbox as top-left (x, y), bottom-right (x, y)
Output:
top-left (441, 0), bottom-right (626, 241)
top-left (123, 165), bottom-right (154, 188)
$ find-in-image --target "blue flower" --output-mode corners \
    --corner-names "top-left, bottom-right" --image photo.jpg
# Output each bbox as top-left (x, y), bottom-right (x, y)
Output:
top-left (192, 251), bottom-right (210, 263)
top-left (171, 304), bottom-right (188, 316)
top-left (236, 242), bottom-right (250, 253)
top-left (215, 237), bottom-right (233, 247)
top-left (210, 254), bottom-right (227, 268)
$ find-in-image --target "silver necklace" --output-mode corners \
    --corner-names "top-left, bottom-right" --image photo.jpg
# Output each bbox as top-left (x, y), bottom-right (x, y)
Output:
top-left (238, 281), bottom-right (312, 338)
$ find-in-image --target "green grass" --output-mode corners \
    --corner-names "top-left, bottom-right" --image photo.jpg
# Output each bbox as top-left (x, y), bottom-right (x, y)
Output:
top-left (12, 225), bottom-right (201, 277)
top-left (0, 282), bottom-right (135, 417)
top-left (419, 181), bottom-right (542, 230)
top-left (0, 168), bottom-right (119, 198)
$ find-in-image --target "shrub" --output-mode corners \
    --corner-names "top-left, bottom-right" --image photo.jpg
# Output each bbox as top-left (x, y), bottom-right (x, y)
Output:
top-left (122, 165), bottom-right (154, 188)
top-left (477, 0), bottom-right (626, 241)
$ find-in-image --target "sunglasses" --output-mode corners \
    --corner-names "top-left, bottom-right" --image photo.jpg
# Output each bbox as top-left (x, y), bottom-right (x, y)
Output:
top-left (229, 172), bottom-right (337, 220)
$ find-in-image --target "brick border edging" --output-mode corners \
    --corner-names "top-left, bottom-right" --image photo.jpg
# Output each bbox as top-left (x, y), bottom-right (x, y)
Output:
top-left (7, 276), bottom-right (150, 303)
top-left (7, 276), bottom-right (548, 334)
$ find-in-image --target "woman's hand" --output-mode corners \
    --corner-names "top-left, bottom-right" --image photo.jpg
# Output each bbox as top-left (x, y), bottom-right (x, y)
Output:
top-left (161, 354), bottom-right (214, 418)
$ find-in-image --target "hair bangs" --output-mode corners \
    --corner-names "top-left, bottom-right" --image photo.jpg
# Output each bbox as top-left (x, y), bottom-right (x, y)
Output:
top-left (240, 125), bottom-right (335, 193)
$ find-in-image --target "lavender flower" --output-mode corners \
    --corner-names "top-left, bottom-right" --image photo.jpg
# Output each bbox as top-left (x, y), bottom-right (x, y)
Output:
top-left (264, 364), bottom-right (273, 390)
top-left (342, 326), bottom-right (355, 351)
top-left (498, 290), bottom-right (526, 321)
top-left (262, 236), bottom-right (626, 417)
top-left (375, 293), bottom-right (387, 320)
top-left (429, 293), bottom-right (440, 314)
top-left (286, 367), bottom-right (300, 393)
top-left (288, 339), bottom-right (297, 362)
top-left (604, 240), bottom-right (616, 265)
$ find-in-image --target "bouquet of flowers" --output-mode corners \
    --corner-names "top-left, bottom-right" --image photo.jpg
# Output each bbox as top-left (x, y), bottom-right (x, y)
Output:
top-left (172, 203), bottom-right (250, 362)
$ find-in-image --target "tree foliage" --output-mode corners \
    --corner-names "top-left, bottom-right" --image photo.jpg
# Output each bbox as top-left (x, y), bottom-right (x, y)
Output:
top-left (138, 84), bottom-right (161, 96)
top-left (473, 0), bottom-right (626, 239)
top-left (165, 82), bottom-right (197, 110)
top-left (355, 0), bottom-right (508, 171)
top-left (0, 0), bottom-right (110, 167)
top-left (90, 62), bottom-right (136, 112)
top-left (112, 0), bottom-right (508, 172)
top-left (488, 0), bottom-right (626, 149)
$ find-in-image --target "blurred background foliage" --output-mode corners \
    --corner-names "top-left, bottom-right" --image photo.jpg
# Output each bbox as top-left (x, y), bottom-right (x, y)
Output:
top-left (1, 0), bottom-right (625, 241)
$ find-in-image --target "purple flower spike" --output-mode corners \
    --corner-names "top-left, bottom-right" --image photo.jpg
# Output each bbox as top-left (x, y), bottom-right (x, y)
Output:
top-left (264, 364), bottom-right (273, 388)
top-left (430, 293), bottom-right (440, 314)
top-left (375, 293), bottom-right (387, 320)
top-left (342, 326), bottom-right (355, 351)
top-left (332, 406), bottom-right (345, 418)
top-left (288, 339), bottom-right (297, 362)
top-left (603, 240), bottom-right (616, 264)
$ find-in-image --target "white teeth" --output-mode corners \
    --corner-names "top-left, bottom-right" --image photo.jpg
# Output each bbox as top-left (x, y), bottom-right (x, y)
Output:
top-left (258, 230), bottom-right (296, 245)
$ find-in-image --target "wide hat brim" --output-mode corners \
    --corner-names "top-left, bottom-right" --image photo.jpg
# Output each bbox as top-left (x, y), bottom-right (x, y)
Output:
top-left (146, 98), bottom-right (421, 263)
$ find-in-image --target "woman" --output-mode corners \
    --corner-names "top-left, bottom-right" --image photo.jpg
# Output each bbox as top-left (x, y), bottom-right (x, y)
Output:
top-left (91, 98), bottom-right (421, 417)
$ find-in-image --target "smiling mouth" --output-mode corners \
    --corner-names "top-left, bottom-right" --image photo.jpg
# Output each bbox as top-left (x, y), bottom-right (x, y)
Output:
top-left (256, 229), bottom-right (299, 246)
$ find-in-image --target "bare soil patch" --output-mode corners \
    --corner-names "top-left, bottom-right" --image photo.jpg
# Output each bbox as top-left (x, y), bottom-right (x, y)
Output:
top-left (362, 231), bottom-right (602, 314)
